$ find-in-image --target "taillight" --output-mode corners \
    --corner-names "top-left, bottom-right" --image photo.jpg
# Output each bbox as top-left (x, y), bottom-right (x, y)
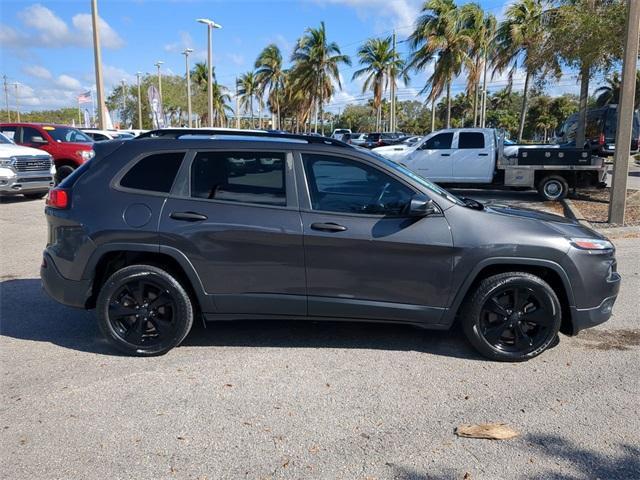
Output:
top-left (598, 133), bottom-right (605, 145)
top-left (46, 188), bottom-right (69, 209)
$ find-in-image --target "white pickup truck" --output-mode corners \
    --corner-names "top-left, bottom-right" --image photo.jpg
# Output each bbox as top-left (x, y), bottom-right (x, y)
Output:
top-left (372, 128), bottom-right (607, 201)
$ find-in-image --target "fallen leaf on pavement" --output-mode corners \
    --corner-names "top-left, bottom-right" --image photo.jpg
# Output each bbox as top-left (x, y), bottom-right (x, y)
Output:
top-left (455, 423), bottom-right (519, 440)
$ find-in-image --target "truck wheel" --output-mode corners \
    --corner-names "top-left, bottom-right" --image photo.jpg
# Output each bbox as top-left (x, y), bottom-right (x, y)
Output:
top-left (460, 272), bottom-right (561, 362)
top-left (537, 175), bottom-right (568, 201)
top-left (96, 265), bottom-right (194, 356)
top-left (55, 165), bottom-right (75, 184)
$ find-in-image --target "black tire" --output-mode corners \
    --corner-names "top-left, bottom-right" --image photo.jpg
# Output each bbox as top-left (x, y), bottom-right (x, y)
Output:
top-left (537, 175), bottom-right (568, 201)
top-left (23, 192), bottom-right (47, 199)
top-left (96, 265), bottom-right (194, 356)
top-left (461, 272), bottom-right (561, 362)
top-left (55, 165), bottom-right (75, 184)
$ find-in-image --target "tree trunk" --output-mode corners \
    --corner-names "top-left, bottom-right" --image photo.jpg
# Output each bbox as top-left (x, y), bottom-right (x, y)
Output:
top-left (517, 70), bottom-right (531, 143)
top-left (319, 90), bottom-right (325, 136)
top-left (473, 82), bottom-right (479, 127)
top-left (576, 62), bottom-right (590, 149)
top-left (446, 81), bottom-right (451, 129)
top-left (431, 96), bottom-right (436, 132)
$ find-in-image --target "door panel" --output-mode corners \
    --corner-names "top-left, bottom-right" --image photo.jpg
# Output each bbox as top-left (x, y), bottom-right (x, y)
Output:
top-left (159, 150), bottom-right (306, 315)
top-left (452, 131), bottom-right (493, 182)
top-left (404, 132), bottom-right (454, 182)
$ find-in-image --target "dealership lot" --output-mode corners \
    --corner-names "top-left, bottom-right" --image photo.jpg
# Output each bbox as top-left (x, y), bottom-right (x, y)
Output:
top-left (1, 196), bottom-right (639, 479)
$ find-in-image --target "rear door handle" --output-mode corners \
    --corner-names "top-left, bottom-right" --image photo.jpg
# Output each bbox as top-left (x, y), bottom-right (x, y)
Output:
top-left (441, 153), bottom-right (451, 156)
top-left (170, 211), bottom-right (208, 222)
top-left (310, 222), bottom-right (347, 232)
top-left (479, 153), bottom-right (489, 156)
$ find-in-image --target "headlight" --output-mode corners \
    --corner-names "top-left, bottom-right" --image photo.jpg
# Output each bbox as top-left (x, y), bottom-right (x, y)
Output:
top-left (571, 237), bottom-right (614, 251)
top-left (0, 156), bottom-right (16, 168)
top-left (77, 150), bottom-right (95, 161)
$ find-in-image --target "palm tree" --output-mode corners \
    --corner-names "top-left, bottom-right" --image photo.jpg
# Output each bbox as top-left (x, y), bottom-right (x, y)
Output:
top-left (291, 21), bottom-right (351, 135)
top-left (191, 62), bottom-right (231, 127)
top-left (255, 44), bottom-right (286, 130)
top-left (408, 0), bottom-right (472, 129)
top-left (595, 71), bottom-right (640, 109)
top-left (237, 72), bottom-right (258, 128)
top-left (352, 37), bottom-right (408, 131)
top-left (494, 0), bottom-right (550, 142)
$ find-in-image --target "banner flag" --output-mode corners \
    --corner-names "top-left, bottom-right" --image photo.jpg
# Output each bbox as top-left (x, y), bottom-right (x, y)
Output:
top-left (147, 85), bottom-right (165, 129)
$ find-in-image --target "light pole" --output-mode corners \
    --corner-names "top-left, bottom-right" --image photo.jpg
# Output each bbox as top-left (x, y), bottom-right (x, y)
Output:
top-left (3, 75), bottom-right (10, 121)
top-left (136, 72), bottom-right (143, 130)
top-left (182, 48), bottom-right (193, 127)
top-left (197, 18), bottom-right (222, 127)
top-left (121, 79), bottom-right (126, 127)
top-left (154, 61), bottom-right (164, 102)
top-left (13, 83), bottom-right (20, 122)
top-left (91, 0), bottom-right (106, 129)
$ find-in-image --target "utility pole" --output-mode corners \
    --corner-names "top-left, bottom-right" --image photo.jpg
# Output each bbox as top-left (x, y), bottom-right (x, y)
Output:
top-left (430, 96), bottom-right (436, 132)
top-left (3, 75), bottom-right (10, 122)
top-left (120, 79), bottom-right (127, 127)
top-left (13, 83), bottom-right (20, 122)
top-left (390, 30), bottom-right (396, 133)
top-left (154, 61), bottom-right (164, 103)
top-left (91, 0), bottom-right (106, 129)
top-left (608, 0), bottom-right (639, 225)
top-left (182, 48), bottom-right (193, 127)
top-left (480, 48), bottom-right (488, 128)
top-left (136, 72), bottom-right (142, 130)
top-left (235, 76), bottom-right (240, 129)
top-left (197, 19), bottom-right (222, 127)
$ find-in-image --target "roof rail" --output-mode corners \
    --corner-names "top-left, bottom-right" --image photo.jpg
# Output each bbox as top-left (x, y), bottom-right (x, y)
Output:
top-left (136, 128), bottom-right (351, 147)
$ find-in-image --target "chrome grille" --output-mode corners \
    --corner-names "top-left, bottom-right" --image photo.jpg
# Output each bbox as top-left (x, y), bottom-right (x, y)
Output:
top-left (13, 156), bottom-right (52, 172)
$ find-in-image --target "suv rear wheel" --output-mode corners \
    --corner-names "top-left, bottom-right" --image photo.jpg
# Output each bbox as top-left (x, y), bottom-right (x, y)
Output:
top-left (96, 265), bottom-right (194, 356)
top-left (461, 272), bottom-right (561, 361)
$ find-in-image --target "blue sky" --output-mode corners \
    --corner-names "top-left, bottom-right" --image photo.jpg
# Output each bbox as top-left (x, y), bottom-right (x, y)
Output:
top-left (0, 0), bottom-right (590, 113)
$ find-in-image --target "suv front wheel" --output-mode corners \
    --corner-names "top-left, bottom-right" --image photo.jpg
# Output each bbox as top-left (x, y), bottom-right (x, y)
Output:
top-left (461, 272), bottom-right (561, 361)
top-left (96, 265), bottom-right (194, 356)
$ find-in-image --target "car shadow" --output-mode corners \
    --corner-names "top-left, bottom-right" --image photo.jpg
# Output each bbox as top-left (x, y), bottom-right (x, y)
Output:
top-left (0, 195), bottom-right (44, 204)
top-left (0, 278), bottom-right (483, 360)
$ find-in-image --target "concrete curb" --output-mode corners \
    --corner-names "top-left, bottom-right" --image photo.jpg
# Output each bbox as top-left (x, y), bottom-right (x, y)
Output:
top-left (562, 198), bottom-right (594, 230)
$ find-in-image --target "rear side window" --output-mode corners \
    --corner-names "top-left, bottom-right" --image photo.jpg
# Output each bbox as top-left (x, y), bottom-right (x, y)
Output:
top-left (120, 152), bottom-right (185, 193)
top-left (191, 151), bottom-right (286, 206)
top-left (458, 132), bottom-right (485, 149)
top-left (423, 132), bottom-right (453, 149)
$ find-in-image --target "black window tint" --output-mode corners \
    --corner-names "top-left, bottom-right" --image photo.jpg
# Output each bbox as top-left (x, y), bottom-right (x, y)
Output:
top-left (0, 126), bottom-right (17, 141)
top-left (458, 132), bottom-right (485, 149)
top-left (120, 152), bottom-right (184, 193)
top-left (423, 132), bottom-right (453, 149)
top-left (303, 154), bottom-right (414, 216)
top-left (191, 151), bottom-right (286, 206)
top-left (21, 127), bottom-right (45, 143)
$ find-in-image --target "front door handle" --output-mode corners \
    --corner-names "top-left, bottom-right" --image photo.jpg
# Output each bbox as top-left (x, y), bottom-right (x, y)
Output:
top-left (479, 153), bottom-right (489, 156)
top-left (441, 153), bottom-right (451, 156)
top-left (310, 222), bottom-right (347, 232)
top-left (170, 211), bottom-right (208, 222)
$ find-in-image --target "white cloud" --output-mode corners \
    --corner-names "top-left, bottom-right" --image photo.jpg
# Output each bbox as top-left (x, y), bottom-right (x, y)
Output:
top-left (23, 65), bottom-right (52, 80)
top-left (55, 74), bottom-right (82, 90)
top-left (101, 65), bottom-right (136, 90)
top-left (5, 3), bottom-right (124, 50)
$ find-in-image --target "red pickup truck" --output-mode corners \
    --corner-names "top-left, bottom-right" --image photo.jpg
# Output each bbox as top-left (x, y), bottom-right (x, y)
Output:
top-left (0, 123), bottom-right (94, 182)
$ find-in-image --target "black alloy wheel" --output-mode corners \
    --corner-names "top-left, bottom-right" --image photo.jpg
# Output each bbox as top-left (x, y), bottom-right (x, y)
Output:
top-left (462, 272), bottom-right (561, 361)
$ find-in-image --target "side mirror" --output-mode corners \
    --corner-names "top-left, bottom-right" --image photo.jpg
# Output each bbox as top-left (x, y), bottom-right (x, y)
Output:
top-left (408, 194), bottom-right (438, 217)
top-left (30, 136), bottom-right (47, 144)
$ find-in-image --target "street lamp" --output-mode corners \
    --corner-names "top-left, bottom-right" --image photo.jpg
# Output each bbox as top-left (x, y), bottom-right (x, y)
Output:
top-left (136, 72), bottom-right (143, 130)
top-left (154, 60), bottom-right (164, 102)
top-left (91, 0), bottom-right (106, 129)
top-left (182, 48), bottom-right (194, 128)
top-left (196, 18), bottom-right (222, 127)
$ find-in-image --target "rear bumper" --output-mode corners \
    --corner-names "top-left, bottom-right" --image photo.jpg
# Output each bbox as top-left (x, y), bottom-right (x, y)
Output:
top-left (40, 252), bottom-right (92, 309)
top-left (569, 272), bottom-right (621, 335)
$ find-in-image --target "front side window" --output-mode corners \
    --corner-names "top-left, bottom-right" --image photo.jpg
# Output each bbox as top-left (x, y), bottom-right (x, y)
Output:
top-left (302, 154), bottom-right (414, 216)
top-left (45, 126), bottom-right (92, 143)
top-left (120, 152), bottom-right (185, 193)
top-left (191, 151), bottom-right (286, 206)
top-left (458, 132), bottom-right (485, 149)
top-left (21, 127), bottom-right (46, 144)
top-left (422, 132), bottom-right (453, 150)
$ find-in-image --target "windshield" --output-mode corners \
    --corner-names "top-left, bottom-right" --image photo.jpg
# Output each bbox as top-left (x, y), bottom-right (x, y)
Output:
top-left (0, 132), bottom-right (13, 144)
top-left (360, 148), bottom-right (464, 206)
top-left (45, 126), bottom-right (93, 143)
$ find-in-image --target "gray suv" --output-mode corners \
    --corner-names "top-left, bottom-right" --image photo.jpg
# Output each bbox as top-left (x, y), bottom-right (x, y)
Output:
top-left (41, 130), bottom-right (621, 361)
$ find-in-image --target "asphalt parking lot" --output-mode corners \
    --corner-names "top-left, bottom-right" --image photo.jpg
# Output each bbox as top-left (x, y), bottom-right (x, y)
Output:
top-left (1, 194), bottom-right (639, 480)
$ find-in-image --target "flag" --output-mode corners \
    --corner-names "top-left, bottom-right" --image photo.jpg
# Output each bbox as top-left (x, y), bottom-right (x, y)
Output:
top-left (78, 91), bottom-right (92, 104)
top-left (147, 85), bottom-right (165, 129)
top-left (83, 108), bottom-right (91, 128)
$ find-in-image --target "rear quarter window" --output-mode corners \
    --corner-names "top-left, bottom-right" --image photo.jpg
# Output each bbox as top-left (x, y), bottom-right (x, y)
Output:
top-left (119, 152), bottom-right (185, 193)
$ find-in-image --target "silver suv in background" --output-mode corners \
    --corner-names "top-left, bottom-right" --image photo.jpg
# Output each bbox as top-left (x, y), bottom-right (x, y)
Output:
top-left (0, 132), bottom-right (55, 199)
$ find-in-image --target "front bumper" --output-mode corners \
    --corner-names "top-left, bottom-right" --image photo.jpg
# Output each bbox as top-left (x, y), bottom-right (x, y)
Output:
top-left (41, 252), bottom-right (92, 309)
top-left (569, 271), bottom-right (621, 334)
top-left (0, 170), bottom-right (54, 195)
